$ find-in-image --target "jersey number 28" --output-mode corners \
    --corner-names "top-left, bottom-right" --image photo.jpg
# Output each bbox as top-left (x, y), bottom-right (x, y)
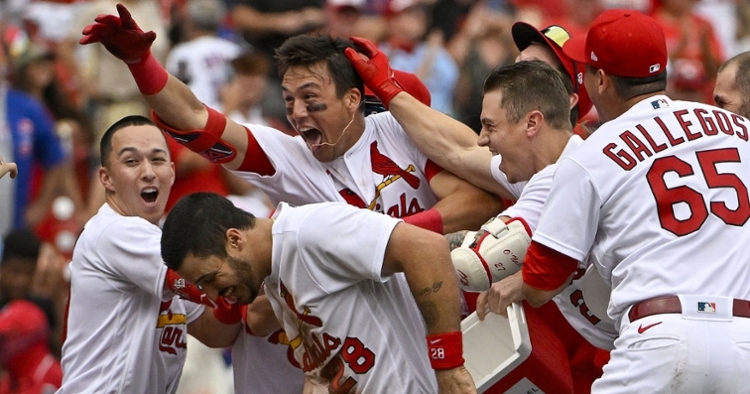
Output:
top-left (647, 147), bottom-right (750, 236)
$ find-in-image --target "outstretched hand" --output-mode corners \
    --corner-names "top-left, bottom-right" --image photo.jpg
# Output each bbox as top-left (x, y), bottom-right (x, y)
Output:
top-left (344, 36), bottom-right (403, 108)
top-left (0, 156), bottom-right (17, 179)
top-left (80, 3), bottom-right (155, 64)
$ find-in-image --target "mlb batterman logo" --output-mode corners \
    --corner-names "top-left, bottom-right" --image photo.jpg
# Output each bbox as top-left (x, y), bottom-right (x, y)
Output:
top-left (651, 99), bottom-right (669, 109)
top-left (698, 302), bottom-right (717, 313)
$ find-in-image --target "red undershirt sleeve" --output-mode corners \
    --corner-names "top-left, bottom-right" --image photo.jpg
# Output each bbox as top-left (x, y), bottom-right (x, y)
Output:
top-left (522, 240), bottom-right (579, 291)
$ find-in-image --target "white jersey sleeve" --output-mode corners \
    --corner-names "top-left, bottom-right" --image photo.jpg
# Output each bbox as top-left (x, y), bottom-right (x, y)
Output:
top-left (532, 159), bottom-right (601, 262)
top-left (92, 209), bottom-right (168, 298)
top-left (294, 203), bottom-right (401, 288)
top-left (230, 124), bottom-right (341, 206)
top-left (499, 167), bottom-right (552, 232)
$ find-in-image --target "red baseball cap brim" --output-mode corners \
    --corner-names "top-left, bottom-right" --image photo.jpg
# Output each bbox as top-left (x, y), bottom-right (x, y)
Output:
top-left (561, 34), bottom-right (588, 65)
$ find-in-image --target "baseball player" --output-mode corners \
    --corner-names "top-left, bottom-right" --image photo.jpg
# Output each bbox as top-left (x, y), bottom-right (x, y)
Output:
top-left (522, 9), bottom-right (750, 393)
top-left (161, 192), bottom-right (476, 393)
top-left (58, 116), bottom-right (241, 393)
top-left (347, 37), bottom-right (616, 392)
top-left (713, 51), bottom-right (750, 118)
top-left (78, 4), bottom-right (502, 238)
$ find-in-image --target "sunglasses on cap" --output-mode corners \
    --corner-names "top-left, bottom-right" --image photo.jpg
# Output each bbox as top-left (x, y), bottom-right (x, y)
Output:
top-left (541, 25), bottom-right (571, 48)
top-left (541, 25), bottom-right (581, 95)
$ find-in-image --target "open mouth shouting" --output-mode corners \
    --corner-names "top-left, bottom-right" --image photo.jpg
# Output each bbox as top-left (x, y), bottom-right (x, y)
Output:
top-left (141, 187), bottom-right (159, 204)
top-left (298, 127), bottom-right (324, 148)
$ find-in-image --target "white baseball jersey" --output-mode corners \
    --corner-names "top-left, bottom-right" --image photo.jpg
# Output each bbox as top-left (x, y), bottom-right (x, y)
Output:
top-left (533, 95), bottom-right (750, 325)
top-left (264, 202), bottom-right (437, 393)
top-left (165, 36), bottom-right (241, 109)
top-left (492, 135), bottom-right (617, 349)
top-left (231, 328), bottom-right (305, 393)
top-left (59, 203), bottom-right (204, 394)
top-left (232, 112), bottom-right (438, 214)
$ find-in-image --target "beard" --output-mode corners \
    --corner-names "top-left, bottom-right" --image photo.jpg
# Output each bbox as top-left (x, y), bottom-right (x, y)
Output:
top-left (228, 255), bottom-right (260, 304)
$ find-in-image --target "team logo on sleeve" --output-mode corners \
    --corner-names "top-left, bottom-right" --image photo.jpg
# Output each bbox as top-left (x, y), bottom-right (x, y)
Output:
top-left (156, 300), bottom-right (188, 354)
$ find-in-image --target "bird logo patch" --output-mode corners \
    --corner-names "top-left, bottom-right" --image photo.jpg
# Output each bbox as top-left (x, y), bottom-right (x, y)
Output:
top-left (697, 302), bottom-right (717, 313)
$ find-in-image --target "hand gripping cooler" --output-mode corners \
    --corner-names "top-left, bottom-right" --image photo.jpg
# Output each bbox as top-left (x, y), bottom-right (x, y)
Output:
top-left (461, 301), bottom-right (573, 393)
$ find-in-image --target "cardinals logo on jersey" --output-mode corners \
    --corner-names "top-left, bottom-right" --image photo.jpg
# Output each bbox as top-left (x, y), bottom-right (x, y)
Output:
top-left (156, 300), bottom-right (188, 355)
top-left (368, 141), bottom-right (420, 210)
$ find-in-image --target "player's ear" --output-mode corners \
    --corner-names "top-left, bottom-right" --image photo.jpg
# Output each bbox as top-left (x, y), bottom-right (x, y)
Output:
top-left (226, 228), bottom-right (243, 251)
top-left (99, 167), bottom-right (115, 192)
top-left (346, 87), bottom-right (362, 110)
top-left (526, 110), bottom-right (544, 137)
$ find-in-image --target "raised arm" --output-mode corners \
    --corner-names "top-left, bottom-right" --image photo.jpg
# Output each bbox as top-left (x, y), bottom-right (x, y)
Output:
top-left (345, 37), bottom-right (513, 199)
top-left (382, 223), bottom-right (476, 394)
top-left (79, 4), bottom-right (267, 173)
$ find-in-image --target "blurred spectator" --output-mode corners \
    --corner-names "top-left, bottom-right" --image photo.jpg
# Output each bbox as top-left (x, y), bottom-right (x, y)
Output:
top-left (695, 0), bottom-right (739, 58)
top-left (226, 0), bottom-right (326, 123)
top-left (737, 0), bottom-right (750, 54)
top-left (0, 230), bottom-right (58, 355)
top-left (72, 0), bottom-right (169, 141)
top-left (599, 0), bottom-right (651, 11)
top-left (713, 51), bottom-right (750, 118)
top-left (0, 300), bottom-right (62, 394)
top-left (449, 2), bottom-right (515, 132)
top-left (380, 0), bottom-right (459, 114)
top-left (10, 40), bottom-right (96, 203)
top-left (221, 52), bottom-right (273, 126)
top-left (0, 27), bottom-right (83, 239)
top-left (165, 0), bottom-right (242, 109)
top-left (652, 0), bottom-right (724, 103)
top-left (545, 0), bottom-right (603, 38)
top-left (325, 0), bottom-right (366, 39)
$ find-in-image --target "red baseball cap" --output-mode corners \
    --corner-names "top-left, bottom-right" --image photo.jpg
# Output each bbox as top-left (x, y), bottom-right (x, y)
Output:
top-left (0, 300), bottom-right (48, 361)
top-left (512, 22), bottom-right (593, 120)
top-left (562, 9), bottom-right (667, 78)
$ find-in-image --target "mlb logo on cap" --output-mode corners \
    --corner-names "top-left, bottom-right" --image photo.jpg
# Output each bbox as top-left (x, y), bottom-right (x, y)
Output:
top-left (561, 9), bottom-right (668, 78)
top-left (698, 302), bottom-right (717, 313)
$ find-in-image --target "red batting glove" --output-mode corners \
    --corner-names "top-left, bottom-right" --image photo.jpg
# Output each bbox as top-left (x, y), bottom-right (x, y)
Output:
top-left (79, 3), bottom-right (155, 64)
top-left (344, 36), bottom-right (404, 108)
top-left (165, 268), bottom-right (218, 309)
top-left (212, 298), bottom-right (247, 325)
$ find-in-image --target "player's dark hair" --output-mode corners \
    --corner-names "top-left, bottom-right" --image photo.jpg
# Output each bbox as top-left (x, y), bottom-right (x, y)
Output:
top-left (275, 35), bottom-right (365, 100)
top-left (722, 51), bottom-right (750, 116)
top-left (607, 69), bottom-right (668, 101)
top-left (1, 228), bottom-right (41, 266)
top-left (483, 60), bottom-right (572, 130)
top-left (526, 40), bottom-right (579, 124)
top-left (99, 115), bottom-right (159, 167)
top-left (161, 192), bottom-right (256, 270)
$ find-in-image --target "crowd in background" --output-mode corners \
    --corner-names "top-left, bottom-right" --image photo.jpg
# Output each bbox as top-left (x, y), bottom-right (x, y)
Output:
top-left (0, 0), bottom-right (745, 392)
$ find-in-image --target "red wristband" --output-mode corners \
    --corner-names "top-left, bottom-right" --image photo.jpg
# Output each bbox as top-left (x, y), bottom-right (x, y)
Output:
top-left (151, 106), bottom-right (236, 163)
top-left (128, 51), bottom-right (169, 95)
top-left (403, 208), bottom-right (443, 234)
top-left (426, 331), bottom-right (464, 370)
